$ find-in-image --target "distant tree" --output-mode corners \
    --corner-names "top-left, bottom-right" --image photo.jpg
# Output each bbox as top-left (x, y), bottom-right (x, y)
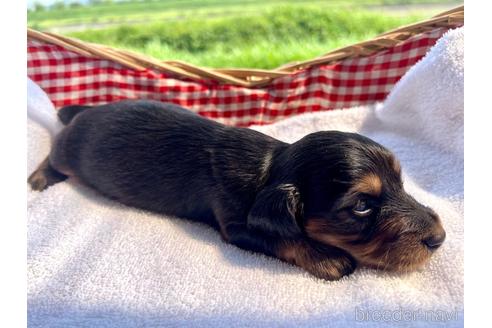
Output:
top-left (32, 1), bottom-right (45, 11)
top-left (52, 0), bottom-right (66, 10)
top-left (69, 1), bottom-right (83, 8)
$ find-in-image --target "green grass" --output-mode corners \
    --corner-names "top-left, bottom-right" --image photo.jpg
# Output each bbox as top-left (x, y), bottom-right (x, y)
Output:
top-left (28, 0), bottom-right (460, 69)
top-left (67, 6), bottom-right (427, 69)
top-left (115, 36), bottom-right (372, 69)
top-left (27, 0), bottom-right (452, 30)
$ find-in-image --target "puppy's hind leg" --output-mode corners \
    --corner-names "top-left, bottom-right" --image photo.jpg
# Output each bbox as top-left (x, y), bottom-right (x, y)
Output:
top-left (28, 156), bottom-right (68, 191)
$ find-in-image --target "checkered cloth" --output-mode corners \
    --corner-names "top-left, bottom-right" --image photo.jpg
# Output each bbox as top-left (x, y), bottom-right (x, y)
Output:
top-left (28, 27), bottom-right (450, 127)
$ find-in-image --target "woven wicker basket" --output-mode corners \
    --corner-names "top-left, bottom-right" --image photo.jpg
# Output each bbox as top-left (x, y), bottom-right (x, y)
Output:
top-left (27, 5), bottom-right (463, 126)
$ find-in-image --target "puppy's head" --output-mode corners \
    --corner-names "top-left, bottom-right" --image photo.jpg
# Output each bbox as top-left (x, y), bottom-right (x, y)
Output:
top-left (248, 131), bottom-right (445, 272)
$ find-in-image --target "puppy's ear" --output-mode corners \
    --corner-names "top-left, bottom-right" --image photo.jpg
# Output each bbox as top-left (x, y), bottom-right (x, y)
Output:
top-left (247, 183), bottom-right (303, 238)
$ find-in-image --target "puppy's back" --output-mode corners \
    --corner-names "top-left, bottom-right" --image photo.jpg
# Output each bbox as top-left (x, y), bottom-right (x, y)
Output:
top-left (49, 100), bottom-right (278, 224)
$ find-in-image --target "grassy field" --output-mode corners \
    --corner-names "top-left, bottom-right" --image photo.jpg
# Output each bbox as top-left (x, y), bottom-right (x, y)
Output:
top-left (28, 0), bottom-right (460, 69)
top-left (27, 0), bottom-right (454, 30)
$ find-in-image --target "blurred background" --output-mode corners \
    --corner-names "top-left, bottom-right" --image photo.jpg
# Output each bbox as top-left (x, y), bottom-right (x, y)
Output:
top-left (27, 0), bottom-right (462, 69)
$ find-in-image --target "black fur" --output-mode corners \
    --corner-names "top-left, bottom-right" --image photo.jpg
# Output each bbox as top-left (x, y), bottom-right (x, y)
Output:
top-left (57, 105), bottom-right (93, 125)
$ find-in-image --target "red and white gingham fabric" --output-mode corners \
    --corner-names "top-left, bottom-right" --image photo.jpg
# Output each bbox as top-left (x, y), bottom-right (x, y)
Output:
top-left (28, 27), bottom-right (452, 127)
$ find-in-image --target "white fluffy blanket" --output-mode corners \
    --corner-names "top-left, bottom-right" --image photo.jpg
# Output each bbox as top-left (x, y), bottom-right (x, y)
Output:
top-left (27, 28), bottom-right (463, 327)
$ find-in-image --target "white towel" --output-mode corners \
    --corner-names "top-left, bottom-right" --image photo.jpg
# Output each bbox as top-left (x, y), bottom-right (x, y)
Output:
top-left (27, 27), bottom-right (464, 327)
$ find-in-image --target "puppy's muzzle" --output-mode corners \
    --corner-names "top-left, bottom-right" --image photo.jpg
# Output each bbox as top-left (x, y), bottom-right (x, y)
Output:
top-left (421, 208), bottom-right (446, 251)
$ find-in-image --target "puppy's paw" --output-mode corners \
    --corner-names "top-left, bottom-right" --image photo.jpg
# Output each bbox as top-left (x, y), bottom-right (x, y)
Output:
top-left (278, 240), bottom-right (356, 281)
top-left (28, 169), bottom-right (50, 191)
top-left (28, 158), bottom-right (68, 192)
top-left (305, 252), bottom-right (356, 281)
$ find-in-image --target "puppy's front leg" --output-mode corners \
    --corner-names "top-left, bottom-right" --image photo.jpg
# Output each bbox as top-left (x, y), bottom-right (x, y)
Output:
top-left (277, 239), bottom-right (356, 281)
top-left (224, 225), bottom-right (355, 280)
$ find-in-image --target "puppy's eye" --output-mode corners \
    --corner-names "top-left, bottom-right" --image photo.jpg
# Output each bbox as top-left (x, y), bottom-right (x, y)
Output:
top-left (352, 199), bottom-right (372, 216)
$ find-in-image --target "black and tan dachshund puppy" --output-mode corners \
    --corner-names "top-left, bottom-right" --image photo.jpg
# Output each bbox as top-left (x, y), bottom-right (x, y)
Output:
top-left (28, 100), bottom-right (445, 280)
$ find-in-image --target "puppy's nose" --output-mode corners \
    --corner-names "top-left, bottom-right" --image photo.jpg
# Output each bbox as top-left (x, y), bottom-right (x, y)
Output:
top-left (423, 230), bottom-right (446, 250)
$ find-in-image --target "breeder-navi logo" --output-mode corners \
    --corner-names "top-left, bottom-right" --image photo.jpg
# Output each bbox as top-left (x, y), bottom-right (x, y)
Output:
top-left (355, 307), bottom-right (459, 323)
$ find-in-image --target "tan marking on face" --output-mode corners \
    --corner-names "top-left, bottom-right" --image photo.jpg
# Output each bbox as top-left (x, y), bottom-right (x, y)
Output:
top-left (305, 216), bottom-right (433, 272)
top-left (352, 173), bottom-right (382, 197)
top-left (305, 218), bottom-right (364, 254)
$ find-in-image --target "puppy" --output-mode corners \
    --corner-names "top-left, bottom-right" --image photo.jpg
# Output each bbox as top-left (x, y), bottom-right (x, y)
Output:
top-left (28, 100), bottom-right (445, 280)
